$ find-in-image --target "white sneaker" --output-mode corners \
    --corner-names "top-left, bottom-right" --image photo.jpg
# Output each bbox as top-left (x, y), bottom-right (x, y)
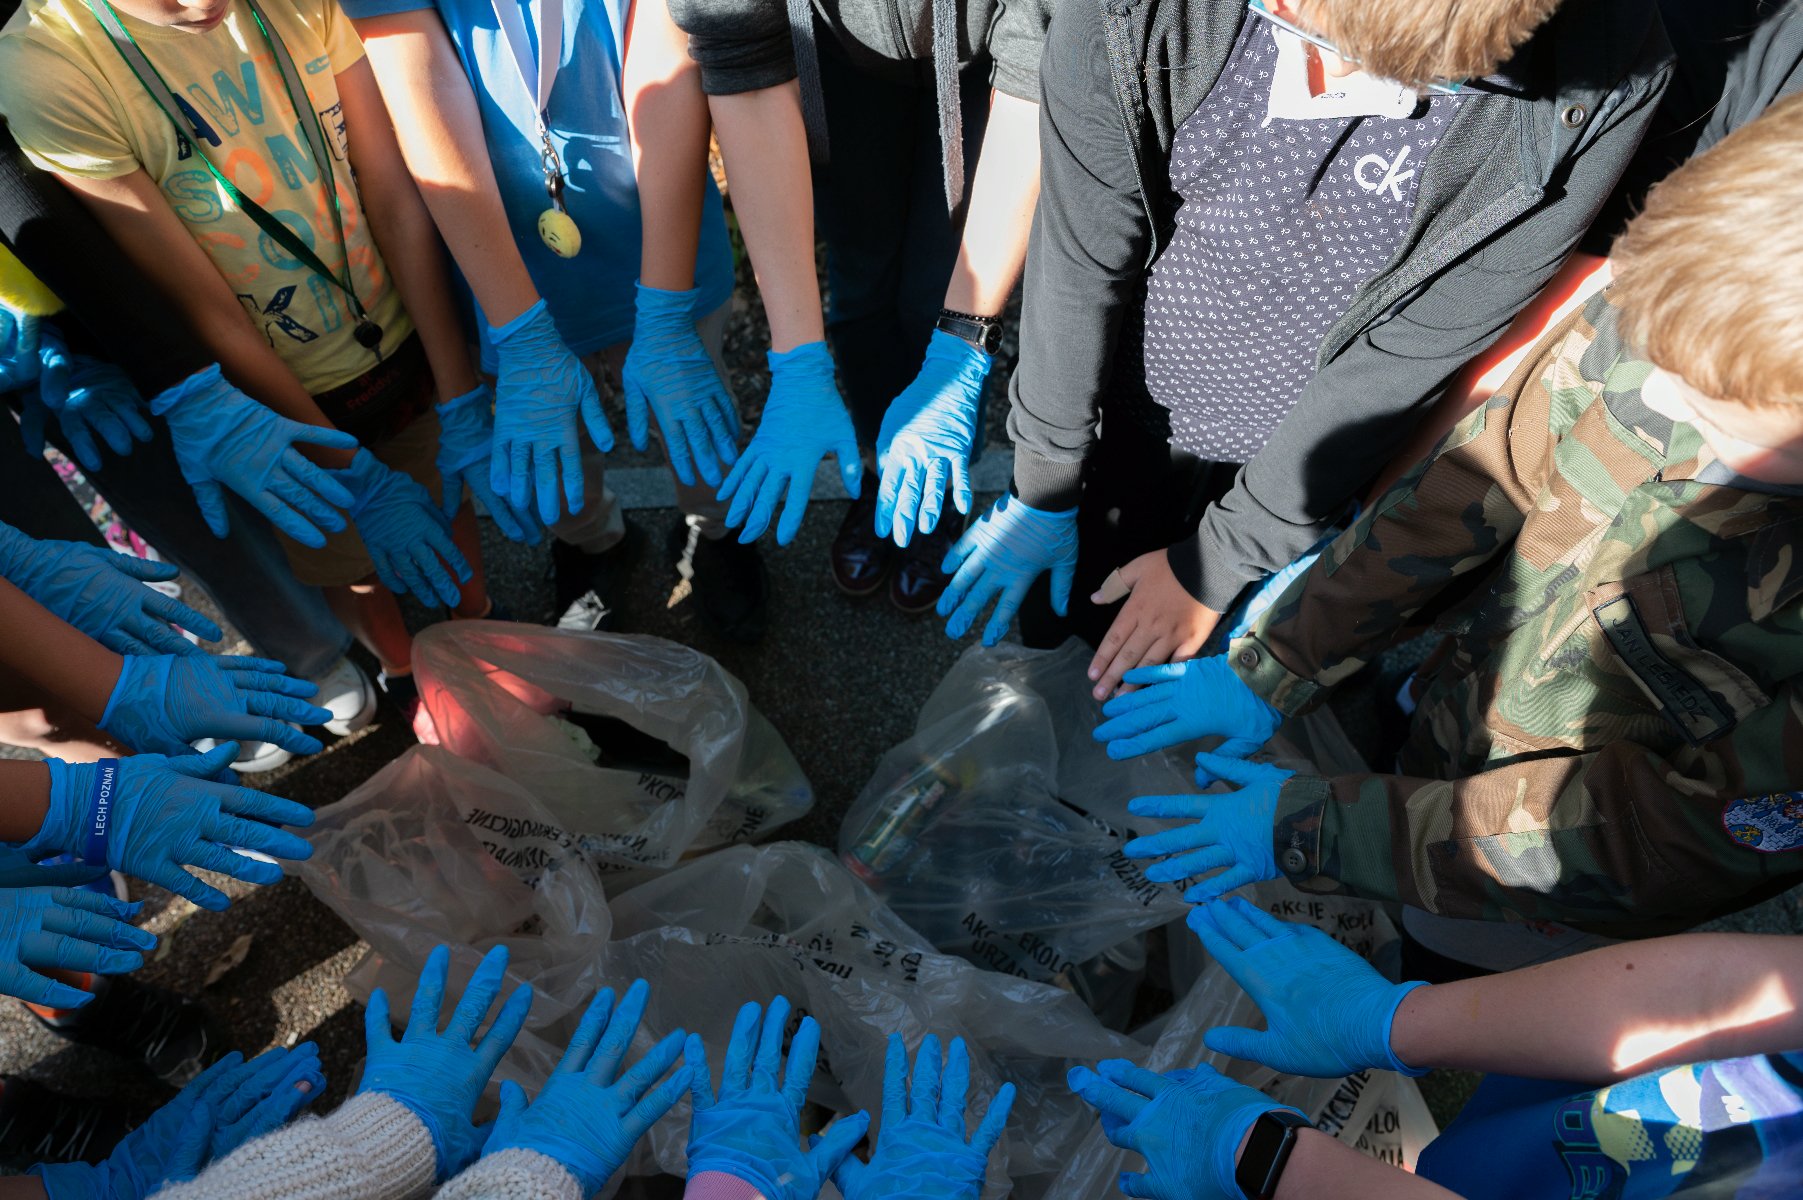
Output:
top-left (309, 656), bottom-right (377, 736)
top-left (194, 736), bottom-right (294, 773)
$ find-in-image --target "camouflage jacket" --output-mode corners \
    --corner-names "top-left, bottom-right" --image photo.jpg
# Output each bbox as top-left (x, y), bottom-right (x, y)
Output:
top-left (1228, 291), bottom-right (1803, 931)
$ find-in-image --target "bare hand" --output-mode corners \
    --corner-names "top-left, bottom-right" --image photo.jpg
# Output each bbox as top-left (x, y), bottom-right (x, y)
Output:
top-left (1088, 549), bottom-right (1220, 701)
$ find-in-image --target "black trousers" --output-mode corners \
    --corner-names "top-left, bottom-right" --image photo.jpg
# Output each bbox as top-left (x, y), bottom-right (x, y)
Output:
top-left (813, 32), bottom-right (992, 448)
top-left (1018, 406), bottom-right (1240, 650)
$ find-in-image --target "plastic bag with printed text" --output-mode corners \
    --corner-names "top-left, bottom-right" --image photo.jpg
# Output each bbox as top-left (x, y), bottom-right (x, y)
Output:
top-left (1047, 880), bottom-right (1437, 1198)
top-left (412, 621), bottom-right (813, 879)
top-left (298, 766), bottom-right (1141, 1199)
top-left (838, 641), bottom-right (1367, 1027)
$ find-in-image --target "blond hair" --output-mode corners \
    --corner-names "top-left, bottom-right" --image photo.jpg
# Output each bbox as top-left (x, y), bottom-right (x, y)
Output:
top-left (1302, 0), bottom-right (1562, 90)
top-left (1611, 93), bottom-right (1803, 408)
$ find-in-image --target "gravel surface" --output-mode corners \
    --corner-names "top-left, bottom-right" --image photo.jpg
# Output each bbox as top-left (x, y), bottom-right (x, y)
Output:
top-left (3, 247), bottom-right (1797, 1188)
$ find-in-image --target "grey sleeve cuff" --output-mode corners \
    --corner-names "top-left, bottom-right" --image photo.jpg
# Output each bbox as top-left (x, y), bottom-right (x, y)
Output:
top-left (437, 1149), bottom-right (583, 1200)
top-left (1009, 448), bottom-right (1085, 512)
top-left (665, 0), bottom-right (795, 95)
top-left (1167, 521), bottom-right (1262, 613)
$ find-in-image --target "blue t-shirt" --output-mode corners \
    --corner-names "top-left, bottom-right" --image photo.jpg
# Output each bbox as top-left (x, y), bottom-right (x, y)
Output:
top-left (1419, 1054), bottom-right (1803, 1199)
top-left (338, 0), bottom-right (734, 366)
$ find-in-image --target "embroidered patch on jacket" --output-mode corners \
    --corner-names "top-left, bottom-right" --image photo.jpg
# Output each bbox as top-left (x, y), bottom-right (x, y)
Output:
top-left (1722, 793), bottom-right (1803, 853)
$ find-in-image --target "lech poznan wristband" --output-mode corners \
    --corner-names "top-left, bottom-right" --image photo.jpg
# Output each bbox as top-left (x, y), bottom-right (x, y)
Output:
top-left (82, 759), bottom-right (120, 865)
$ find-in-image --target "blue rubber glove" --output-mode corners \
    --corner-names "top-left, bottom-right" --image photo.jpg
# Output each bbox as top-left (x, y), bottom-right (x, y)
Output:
top-left (0, 520), bottom-right (221, 656)
top-left (1093, 656), bottom-right (1283, 764)
top-left (98, 653), bottom-right (331, 759)
top-left (152, 364), bottom-right (362, 549)
top-left (834, 1034), bottom-right (1015, 1200)
top-left (1068, 1060), bottom-right (1301, 1200)
top-left (434, 384), bottom-right (541, 545)
top-left (203, 1042), bottom-right (328, 1162)
top-left (489, 299), bottom-right (613, 525)
top-left (875, 331), bottom-right (988, 549)
top-left (1188, 897), bottom-right (1427, 1078)
top-left (0, 306), bottom-right (43, 392)
top-left (0, 886), bottom-right (153, 1008)
top-left (623, 283), bottom-right (740, 489)
top-left (718, 341), bottom-right (861, 546)
top-left (24, 325), bottom-right (153, 471)
top-left (485, 978), bottom-right (689, 1194)
top-left (332, 448), bottom-right (472, 607)
top-left (1124, 754), bottom-right (1289, 903)
top-left (32, 746), bottom-right (317, 911)
top-left (936, 493), bottom-right (1077, 646)
top-left (359, 943), bottom-right (534, 1180)
top-left (31, 1045), bottom-right (326, 1200)
top-left (684, 995), bottom-right (871, 1198)
top-left (0, 846), bottom-right (109, 890)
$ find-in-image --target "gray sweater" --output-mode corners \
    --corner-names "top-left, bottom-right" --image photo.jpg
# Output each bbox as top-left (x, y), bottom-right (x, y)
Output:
top-left (1012, 0), bottom-right (1674, 610)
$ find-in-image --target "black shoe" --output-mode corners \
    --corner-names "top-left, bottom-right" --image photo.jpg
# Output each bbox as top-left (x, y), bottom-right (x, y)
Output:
top-left (0, 1078), bottom-right (131, 1165)
top-left (551, 521), bottom-right (642, 629)
top-left (377, 668), bottom-right (421, 725)
top-left (890, 509), bottom-right (963, 614)
top-left (668, 520), bottom-right (769, 644)
top-left (830, 477), bottom-right (893, 596)
top-left (33, 978), bottom-right (223, 1087)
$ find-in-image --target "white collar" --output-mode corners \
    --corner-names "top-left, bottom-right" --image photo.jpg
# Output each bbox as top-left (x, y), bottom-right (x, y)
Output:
top-left (1263, 23), bottom-right (1422, 125)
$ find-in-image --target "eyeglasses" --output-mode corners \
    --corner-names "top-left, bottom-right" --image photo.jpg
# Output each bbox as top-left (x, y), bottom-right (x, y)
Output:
top-left (1245, 0), bottom-right (1465, 96)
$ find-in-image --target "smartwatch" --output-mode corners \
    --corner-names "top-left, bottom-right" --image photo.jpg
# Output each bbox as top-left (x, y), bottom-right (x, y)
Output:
top-left (936, 308), bottom-right (1003, 355)
top-left (1234, 1108), bottom-right (1312, 1200)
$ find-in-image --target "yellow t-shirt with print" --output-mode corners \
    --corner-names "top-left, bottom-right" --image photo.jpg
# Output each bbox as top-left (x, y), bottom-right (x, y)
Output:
top-left (0, 0), bottom-right (410, 394)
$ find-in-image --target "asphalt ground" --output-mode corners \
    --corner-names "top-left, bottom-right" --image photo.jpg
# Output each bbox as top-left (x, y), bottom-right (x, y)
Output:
top-left (2, 279), bottom-right (1799, 1193)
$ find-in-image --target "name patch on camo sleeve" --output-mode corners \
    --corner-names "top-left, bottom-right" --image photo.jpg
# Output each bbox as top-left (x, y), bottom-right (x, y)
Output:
top-left (1593, 594), bottom-right (1738, 745)
top-left (1723, 793), bottom-right (1803, 854)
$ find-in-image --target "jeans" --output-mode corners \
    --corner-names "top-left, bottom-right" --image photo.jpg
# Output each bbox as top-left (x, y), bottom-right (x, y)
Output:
top-left (0, 405), bottom-right (351, 679)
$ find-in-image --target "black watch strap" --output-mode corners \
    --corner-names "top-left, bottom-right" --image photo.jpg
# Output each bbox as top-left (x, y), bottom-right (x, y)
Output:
top-left (1234, 1109), bottom-right (1312, 1200)
top-left (936, 308), bottom-right (1002, 354)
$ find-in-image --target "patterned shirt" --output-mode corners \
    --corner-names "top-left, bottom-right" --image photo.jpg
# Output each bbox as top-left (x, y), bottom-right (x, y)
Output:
top-left (1140, 20), bottom-right (1462, 462)
top-left (1231, 291), bottom-right (1803, 931)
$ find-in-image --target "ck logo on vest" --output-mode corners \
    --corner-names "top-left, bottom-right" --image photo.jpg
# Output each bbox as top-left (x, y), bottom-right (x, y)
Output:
top-left (1354, 144), bottom-right (1416, 201)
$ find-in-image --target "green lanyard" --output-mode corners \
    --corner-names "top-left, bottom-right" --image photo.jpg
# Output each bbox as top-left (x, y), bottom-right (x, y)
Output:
top-left (86, 0), bottom-right (384, 355)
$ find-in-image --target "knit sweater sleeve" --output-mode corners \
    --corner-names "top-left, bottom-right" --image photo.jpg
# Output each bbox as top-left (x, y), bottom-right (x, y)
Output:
top-left (434, 1149), bottom-right (582, 1200)
top-left (147, 1093), bottom-right (438, 1200)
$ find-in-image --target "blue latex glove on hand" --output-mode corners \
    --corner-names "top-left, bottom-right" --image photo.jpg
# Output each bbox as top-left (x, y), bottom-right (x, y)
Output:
top-left (489, 299), bottom-right (613, 525)
top-left (0, 521), bottom-right (221, 656)
top-left (152, 364), bottom-right (361, 549)
top-left (684, 995), bottom-right (871, 1198)
top-left (835, 1033), bottom-right (1014, 1200)
top-left (333, 449), bottom-right (472, 607)
top-left (1124, 754), bottom-right (1289, 903)
top-left (32, 1044), bottom-right (325, 1200)
top-left (0, 306), bottom-right (43, 392)
top-left (359, 943), bottom-right (534, 1180)
top-left (434, 384), bottom-right (541, 545)
top-left (24, 326), bottom-right (153, 471)
top-left (0, 846), bottom-right (108, 889)
top-left (874, 330), bottom-right (989, 548)
top-left (0, 887), bottom-right (153, 1008)
top-left (33, 747), bottom-right (316, 911)
top-left (486, 978), bottom-right (688, 1194)
top-left (99, 653), bottom-right (331, 759)
top-left (1093, 655), bottom-right (1283, 764)
top-left (202, 1043), bottom-right (327, 1162)
top-left (937, 493), bottom-right (1077, 646)
top-left (1069, 1060), bottom-right (1299, 1200)
top-left (623, 283), bottom-right (740, 489)
top-left (1188, 897), bottom-right (1427, 1078)
top-left (719, 341), bottom-right (861, 546)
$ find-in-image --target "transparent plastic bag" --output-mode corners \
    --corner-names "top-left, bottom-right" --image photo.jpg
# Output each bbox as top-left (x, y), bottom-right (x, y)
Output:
top-left (293, 745), bottom-right (619, 1086)
top-left (606, 843), bottom-right (1142, 1192)
top-left (839, 642), bottom-right (1356, 1019)
top-left (412, 621), bottom-right (813, 874)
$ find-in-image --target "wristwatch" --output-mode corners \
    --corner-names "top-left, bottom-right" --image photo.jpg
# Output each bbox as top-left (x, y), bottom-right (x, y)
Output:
top-left (936, 308), bottom-right (1003, 355)
top-left (1235, 1109), bottom-right (1312, 1199)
